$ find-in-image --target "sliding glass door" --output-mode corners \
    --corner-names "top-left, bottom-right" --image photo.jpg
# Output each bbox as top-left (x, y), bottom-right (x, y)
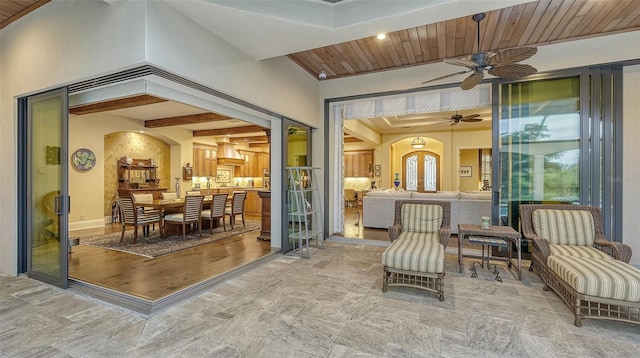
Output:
top-left (496, 77), bottom-right (581, 232)
top-left (23, 88), bottom-right (70, 288)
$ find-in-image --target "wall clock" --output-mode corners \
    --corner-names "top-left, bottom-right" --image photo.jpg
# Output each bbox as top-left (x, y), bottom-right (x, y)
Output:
top-left (71, 148), bottom-right (96, 171)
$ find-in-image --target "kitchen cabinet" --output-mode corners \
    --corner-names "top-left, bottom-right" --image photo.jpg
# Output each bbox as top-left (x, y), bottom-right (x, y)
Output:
top-left (244, 190), bottom-right (259, 215)
top-left (256, 152), bottom-right (269, 176)
top-left (234, 151), bottom-right (256, 177)
top-left (193, 143), bottom-right (217, 177)
top-left (344, 150), bottom-right (373, 177)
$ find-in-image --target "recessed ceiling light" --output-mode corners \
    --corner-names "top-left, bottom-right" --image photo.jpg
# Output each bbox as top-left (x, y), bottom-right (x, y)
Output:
top-left (376, 33), bottom-right (386, 40)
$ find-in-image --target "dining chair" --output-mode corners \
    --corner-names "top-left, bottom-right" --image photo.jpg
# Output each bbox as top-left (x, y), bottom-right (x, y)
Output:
top-left (161, 192), bottom-right (178, 200)
top-left (164, 195), bottom-right (205, 240)
top-left (225, 191), bottom-right (247, 229)
top-left (185, 190), bottom-right (201, 196)
top-left (117, 196), bottom-right (162, 244)
top-left (131, 193), bottom-right (159, 235)
top-left (201, 193), bottom-right (228, 233)
top-left (344, 189), bottom-right (357, 207)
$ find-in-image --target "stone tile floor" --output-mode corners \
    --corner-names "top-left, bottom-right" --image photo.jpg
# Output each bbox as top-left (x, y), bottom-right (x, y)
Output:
top-left (1, 242), bottom-right (639, 357)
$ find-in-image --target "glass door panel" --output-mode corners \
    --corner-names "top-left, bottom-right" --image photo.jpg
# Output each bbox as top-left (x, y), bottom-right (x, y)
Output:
top-left (26, 88), bottom-right (69, 288)
top-left (402, 151), bottom-right (439, 192)
top-left (497, 77), bottom-right (580, 246)
top-left (283, 122), bottom-right (310, 253)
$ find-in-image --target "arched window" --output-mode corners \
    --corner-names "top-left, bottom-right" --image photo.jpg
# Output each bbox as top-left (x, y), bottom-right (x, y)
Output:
top-left (402, 151), bottom-right (440, 192)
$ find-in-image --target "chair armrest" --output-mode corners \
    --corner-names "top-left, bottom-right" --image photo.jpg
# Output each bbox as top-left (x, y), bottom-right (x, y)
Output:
top-left (531, 236), bottom-right (550, 262)
top-left (439, 227), bottom-right (451, 247)
top-left (594, 240), bottom-right (632, 263)
top-left (388, 224), bottom-right (402, 242)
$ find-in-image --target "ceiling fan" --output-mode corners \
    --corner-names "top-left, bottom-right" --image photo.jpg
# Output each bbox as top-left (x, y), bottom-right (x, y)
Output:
top-left (446, 112), bottom-right (482, 126)
top-left (422, 13), bottom-right (538, 90)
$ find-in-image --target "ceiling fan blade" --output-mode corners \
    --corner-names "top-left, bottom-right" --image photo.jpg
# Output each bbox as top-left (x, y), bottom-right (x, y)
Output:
top-left (450, 121), bottom-right (459, 126)
top-left (460, 72), bottom-right (484, 90)
top-left (443, 56), bottom-right (479, 68)
top-left (461, 117), bottom-right (483, 122)
top-left (421, 70), bottom-right (469, 84)
top-left (489, 64), bottom-right (537, 79)
top-left (459, 114), bottom-right (480, 121)
top-left (487, 47), bottom-right (537, 66)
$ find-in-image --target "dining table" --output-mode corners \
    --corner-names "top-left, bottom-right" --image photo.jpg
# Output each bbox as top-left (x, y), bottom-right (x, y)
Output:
top-left (134, 196), bottom-right (217, 235)
top-left (134, 196), bottom-right (214, 214)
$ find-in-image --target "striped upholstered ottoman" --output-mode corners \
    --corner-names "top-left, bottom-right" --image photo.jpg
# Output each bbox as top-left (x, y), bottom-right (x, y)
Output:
top-left (382, 237), bottom-right (445, 300)
top-left (547, 255), bottom-right (640, 303)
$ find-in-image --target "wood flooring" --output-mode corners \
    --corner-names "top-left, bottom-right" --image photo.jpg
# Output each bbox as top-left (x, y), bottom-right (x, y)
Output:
top-left (69, 218), bottom-right (272, 301)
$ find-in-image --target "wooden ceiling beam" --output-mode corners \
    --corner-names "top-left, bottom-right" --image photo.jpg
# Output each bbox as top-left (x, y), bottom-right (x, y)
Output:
top-left (230, 135), bottom-right (269, 143)
top-left (249, 143), bottom-right (270, 148)
top-left (193, 125), bottom-right (267, 137)
top-left (344, 137), bottom-right (364, 143)
top-left (69, 94), bottom-right (167, 115)
top-left (145, 112), bottom-right (231, 128)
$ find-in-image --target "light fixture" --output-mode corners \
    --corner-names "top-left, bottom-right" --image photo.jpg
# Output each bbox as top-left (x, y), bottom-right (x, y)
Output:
top-left (411, 137), bottom-right (425, 149)
top-left (376, 33), bottom-right (386, 40)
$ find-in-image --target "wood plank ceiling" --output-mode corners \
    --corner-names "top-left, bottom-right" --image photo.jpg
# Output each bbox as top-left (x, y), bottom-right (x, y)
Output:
top-left (288, 0), bottom-right (640, 79)
top-left (0, 0), bottom-right (50, 30)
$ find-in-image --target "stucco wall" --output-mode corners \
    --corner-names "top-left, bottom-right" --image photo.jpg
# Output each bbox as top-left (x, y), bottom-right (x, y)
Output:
top-left (103, 132), bottom-right (171, 217)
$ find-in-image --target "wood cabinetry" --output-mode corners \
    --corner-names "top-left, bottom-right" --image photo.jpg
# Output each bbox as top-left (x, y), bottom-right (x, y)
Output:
top-left (117, 157), bottom-right (167, 199)
top-left (244, 190), bottom-right (260, 215)
top-left (235, 151), bottom-right (268, 177)
top-left (118, 158), bottom-right (160, 190)
top-left (256, 152), bottom-right (269, 176)
top-left (192, 143), bottom-right (217, 177)
top-left (344, 150), bottom-right (373, 177)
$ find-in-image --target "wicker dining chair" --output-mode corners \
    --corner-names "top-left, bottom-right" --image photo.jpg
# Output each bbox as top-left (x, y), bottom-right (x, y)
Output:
top-left (201, 193), bottom-right (228, 233)
top-left (117, 196), bottom-right (162, 244)
top-left (225, 191), bottom-right (247, 229)
top-left (164, 195), bottom-right (205, 240)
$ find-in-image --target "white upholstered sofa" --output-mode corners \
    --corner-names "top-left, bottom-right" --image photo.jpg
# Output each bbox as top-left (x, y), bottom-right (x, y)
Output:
top-left (362, 190), bottom-right (491, 234)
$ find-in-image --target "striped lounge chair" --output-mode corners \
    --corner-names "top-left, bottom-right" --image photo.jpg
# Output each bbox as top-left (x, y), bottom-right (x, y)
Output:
top-left (520, 204), bottom-right (639, 326)
top-left (382, 200), bottom-right (451, 301)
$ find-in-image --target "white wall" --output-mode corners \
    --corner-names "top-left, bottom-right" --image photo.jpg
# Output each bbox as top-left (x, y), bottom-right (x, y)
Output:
top-left (0, 0), bottom-right (320, 275)
top-left (144, 1), bottom-right (320, 127)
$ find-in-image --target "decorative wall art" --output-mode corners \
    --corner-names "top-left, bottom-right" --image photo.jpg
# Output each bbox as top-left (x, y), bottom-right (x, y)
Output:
top-left (216, 169), bottom-right (231, 183)
top-left (46, 146), bottom-right (60, 165)
top-left (459, 166), bottom-right (472, 177)
top-left (71, 148), bottom-right (96, 171)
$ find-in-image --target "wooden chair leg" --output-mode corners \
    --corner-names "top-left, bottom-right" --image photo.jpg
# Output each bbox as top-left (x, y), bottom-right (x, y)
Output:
top-left (182, 223), bottom-right (186, 240)
top-left (120, 224), bottom-right (126, 242)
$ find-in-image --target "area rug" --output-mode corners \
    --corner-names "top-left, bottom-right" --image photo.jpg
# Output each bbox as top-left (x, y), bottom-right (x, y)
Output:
top-left (80, 220), bottom-right (261, 258)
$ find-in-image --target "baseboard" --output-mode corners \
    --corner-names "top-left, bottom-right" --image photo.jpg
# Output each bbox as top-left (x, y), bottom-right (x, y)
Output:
top-left (69, 218), bottom-right (105, 231)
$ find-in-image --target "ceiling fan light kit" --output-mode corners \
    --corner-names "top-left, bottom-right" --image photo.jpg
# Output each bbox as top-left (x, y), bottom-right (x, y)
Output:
top-left (422, 12), bottom-right (538, 90)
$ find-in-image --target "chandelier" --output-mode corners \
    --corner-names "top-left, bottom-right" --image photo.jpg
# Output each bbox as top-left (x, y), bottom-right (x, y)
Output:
top-left (411, 137), bottom-right (425, 149)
